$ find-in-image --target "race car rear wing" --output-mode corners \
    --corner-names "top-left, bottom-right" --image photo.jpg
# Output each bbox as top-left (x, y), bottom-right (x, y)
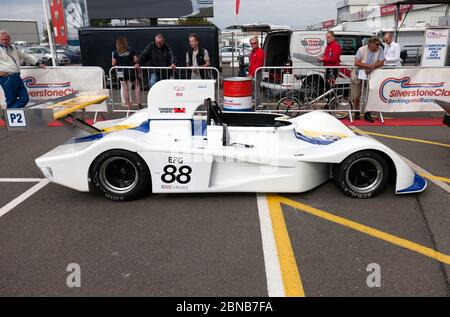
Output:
top-left (2, 90), bottom-right (109, 131)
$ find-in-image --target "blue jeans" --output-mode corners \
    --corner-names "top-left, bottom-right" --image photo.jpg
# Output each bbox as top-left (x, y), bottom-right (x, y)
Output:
top-left (149, 72), bottom-right (160, 88)
top-left (0, 73), bottom-right (29, 108)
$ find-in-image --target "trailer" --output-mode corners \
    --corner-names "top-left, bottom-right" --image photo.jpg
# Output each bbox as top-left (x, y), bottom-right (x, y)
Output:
top-left (78, 25), bottom-right (220, 79)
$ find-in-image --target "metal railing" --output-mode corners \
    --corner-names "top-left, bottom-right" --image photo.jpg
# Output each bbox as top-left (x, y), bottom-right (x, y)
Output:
top-left (253, 65), bottom-right (368, 121)
top-left (108, 66), bottom-right (220, 112)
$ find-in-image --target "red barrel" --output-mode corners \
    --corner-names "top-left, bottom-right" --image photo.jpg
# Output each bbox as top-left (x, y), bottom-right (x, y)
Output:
top-left (223, 77), bottom-right (253, 111)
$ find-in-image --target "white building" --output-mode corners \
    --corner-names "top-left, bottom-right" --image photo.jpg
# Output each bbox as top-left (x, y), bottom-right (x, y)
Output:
top-left (306, 1), bottom-right (450, 63)
top-left (0, 18), bottom-right (40, 44)
top-left (308, 0), bottom-right (450, 31)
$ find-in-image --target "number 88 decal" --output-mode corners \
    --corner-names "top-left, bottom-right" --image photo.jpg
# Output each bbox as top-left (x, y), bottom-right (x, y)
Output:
top-left (161, 165), bottom-right (192, 184)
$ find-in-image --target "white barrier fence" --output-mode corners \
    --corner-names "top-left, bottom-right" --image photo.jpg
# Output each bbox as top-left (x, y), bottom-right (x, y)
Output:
top-left (366, 66), bottom-right (450, 112)
top-left (108, 66), bottom-right (220, 112)
top-left (254, 65), bottom-right (450, 119)
top-left (0, 66), bottom-right (106, 111)
top-left (1, 65), bottom-right (449, 120)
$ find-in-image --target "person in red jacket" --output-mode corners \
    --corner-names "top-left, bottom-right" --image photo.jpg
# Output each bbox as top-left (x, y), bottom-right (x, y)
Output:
top-left (317, 31), bottom-right (342, 89)
top-left (248, 37), bottom-right (265, 79)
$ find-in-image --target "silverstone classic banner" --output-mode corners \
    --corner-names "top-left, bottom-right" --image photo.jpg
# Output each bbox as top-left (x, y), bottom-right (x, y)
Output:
top-left (0, 66), bottom-right (104, 108)
top-left (366, 68), bottom-right (450, 112)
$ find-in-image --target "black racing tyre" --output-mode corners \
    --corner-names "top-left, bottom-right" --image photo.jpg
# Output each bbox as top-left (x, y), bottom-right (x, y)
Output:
top-left (333, 150), bottom-right (390, 199)
top-left (89, 150), bottom-right (151, 201)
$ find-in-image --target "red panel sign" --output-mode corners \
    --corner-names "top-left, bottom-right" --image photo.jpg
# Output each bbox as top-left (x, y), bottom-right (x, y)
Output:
top-left (50, 0), bottom-right (68, 45)
top-left (322, 20), bottom-right (335, 28)
top-left (380, 4), bottom-right (413, 16)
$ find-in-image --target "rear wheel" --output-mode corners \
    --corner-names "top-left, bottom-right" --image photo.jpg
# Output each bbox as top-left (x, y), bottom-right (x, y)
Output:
top-left (276, 97), bottom-right (301, 117)
top-left (303, 75), bottom-right (324, 101)
top-left (90, 150), bottom-right (151, 201)
top-left (333, 151), bottom-right (389, 199)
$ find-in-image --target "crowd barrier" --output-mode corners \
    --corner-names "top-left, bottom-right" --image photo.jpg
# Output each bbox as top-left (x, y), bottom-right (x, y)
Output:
top-left (108, 66), bottom-right (220, 113)
top-left (2, 65), bottom-right (449, 123)
top-left (253, 65), bottom-right (366, 122)
top-left (366, 66), bottom-right (450, 113)
top-left (0, 66), bottom-right (107, 111)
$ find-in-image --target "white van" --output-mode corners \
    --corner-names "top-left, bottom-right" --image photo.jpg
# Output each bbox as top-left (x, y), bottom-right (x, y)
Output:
top-left (261, 30), bottom-right (374, 93)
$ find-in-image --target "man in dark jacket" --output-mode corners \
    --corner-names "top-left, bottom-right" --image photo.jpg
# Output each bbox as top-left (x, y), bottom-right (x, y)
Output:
top-left (135, 33), bottom-right (176, 87)
top-left (186, 33), bottom-right (210, 79)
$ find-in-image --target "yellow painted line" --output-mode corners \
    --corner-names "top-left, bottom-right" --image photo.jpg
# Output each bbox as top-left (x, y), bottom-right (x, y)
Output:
top-left (419, 173), bottom-right (450, 184)
top-left (354, 129), bottom-right (450, 148)
top-left (275, 195), bottom-right (450, 265)
top-left (267, 194), bottom-right (305, 297)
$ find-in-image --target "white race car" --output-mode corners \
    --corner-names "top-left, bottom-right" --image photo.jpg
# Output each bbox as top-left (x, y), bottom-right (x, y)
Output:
top-left (35, 80), bottom-right (427, 201)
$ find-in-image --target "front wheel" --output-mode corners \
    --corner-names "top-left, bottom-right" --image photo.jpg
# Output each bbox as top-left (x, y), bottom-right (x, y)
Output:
top-left (90, 150), bottom-right (151, 201)
top-left (326, 95), bottom-right (352, 119)
top-left (333, 151), bottom-right (390, 199)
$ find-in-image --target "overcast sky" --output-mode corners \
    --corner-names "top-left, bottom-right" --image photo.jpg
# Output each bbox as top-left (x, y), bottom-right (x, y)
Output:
top-left (1, 0), bottom-right (338, 35)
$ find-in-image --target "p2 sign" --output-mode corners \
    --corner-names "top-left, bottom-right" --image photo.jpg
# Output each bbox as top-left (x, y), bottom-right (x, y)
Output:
top-left (6, 110), bottom-right (27, 127)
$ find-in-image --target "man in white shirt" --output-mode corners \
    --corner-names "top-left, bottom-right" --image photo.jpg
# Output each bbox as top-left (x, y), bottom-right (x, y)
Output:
top-left (0, 30), bottom-right (44, 108)
top-left (383, 32), bottom-right (402, 67)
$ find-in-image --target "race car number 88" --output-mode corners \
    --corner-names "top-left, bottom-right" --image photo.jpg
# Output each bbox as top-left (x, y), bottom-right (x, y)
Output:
top-left (161, 165), bottom-right (192, 184)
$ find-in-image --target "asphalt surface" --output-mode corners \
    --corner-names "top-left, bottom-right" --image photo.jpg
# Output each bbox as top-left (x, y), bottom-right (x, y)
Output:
top-left (0, 119), bottom-right (449, 297)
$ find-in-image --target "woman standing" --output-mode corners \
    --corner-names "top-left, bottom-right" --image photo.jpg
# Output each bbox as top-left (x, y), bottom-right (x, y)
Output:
top-left (112, 36), bottom-right (141, 109)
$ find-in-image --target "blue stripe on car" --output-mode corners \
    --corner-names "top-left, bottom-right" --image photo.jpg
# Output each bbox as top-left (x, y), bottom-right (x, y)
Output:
top-left (293, 130), bottom-right (335, 145)
top-left (131, 119), bottom-right (151, 133)
top-left (397, 173), bottom-right (427, 193)
top-left (68, 133), bottom-right (104, 144)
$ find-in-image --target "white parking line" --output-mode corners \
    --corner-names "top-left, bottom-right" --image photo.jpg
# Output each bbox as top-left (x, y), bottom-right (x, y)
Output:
top-left (0, 178), bottom-right (45, 182)
top-left (0, 179), bottom-right (49, 218)
top-left (256, 194), bottom-right (285, 297)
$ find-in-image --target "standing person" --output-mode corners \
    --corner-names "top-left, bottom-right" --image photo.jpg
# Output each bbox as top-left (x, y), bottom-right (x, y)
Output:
top-left (317, 31), bottom-right (342, 88)
top-left (186, 33), bottom-right (210, 79)
top-left (0, 30), bottom-right (45, 108)
top-left (247, 37), bottom-right (264, 79)
top-left (135, 33), bottom-right (176, 88)
top-left (383, 32), bottom-right (402, 67)
top-left (351, 37), bottom-right (385, 122)
top-left (112, 36), bottom-right (141, 109)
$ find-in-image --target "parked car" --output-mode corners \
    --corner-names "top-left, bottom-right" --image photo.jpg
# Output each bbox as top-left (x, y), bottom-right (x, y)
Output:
top-left (220, 46), bottom-right (249, 66)
top-left (26, 46), bottom-right (70, 65)
top-left (57, 48), bottom-right (81, 64)
top-left (19, 47), bottom-right (49, 65)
